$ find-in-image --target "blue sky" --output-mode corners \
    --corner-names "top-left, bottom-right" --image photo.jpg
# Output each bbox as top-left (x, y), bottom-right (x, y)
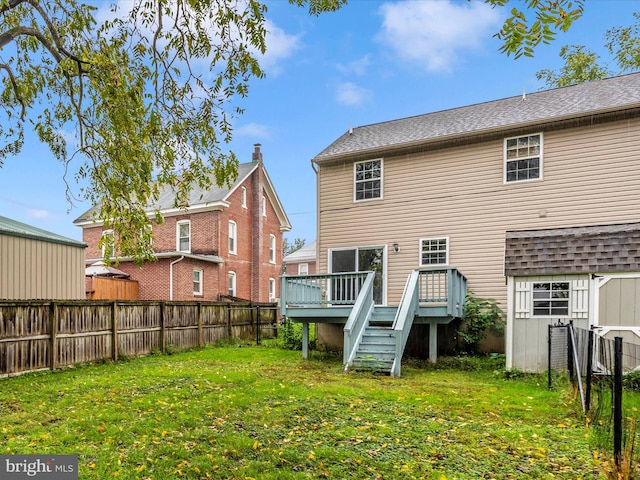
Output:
top-left (0, 0), bottom-right (638, 245)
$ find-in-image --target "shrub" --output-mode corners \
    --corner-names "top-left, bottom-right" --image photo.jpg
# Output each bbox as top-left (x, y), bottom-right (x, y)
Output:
top-left (279, 318), bottom-right (316, 351)
top-left (457, 291), bottom-right (505, 355)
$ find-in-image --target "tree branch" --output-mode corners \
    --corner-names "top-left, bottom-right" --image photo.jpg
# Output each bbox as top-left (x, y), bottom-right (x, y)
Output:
top-left (0, 63), bottom-right (26, 120)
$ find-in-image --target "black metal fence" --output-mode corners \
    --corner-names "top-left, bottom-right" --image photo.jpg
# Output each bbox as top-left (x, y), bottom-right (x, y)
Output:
top-left (549, 323), bottom-right (640, 469)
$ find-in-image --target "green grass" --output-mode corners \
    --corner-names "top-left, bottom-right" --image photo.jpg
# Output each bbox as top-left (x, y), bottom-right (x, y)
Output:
top-left (0, 345), bottom-right (604, 479)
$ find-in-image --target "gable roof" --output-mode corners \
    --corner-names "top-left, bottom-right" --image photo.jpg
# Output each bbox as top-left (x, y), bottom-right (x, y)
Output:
top-left (505, 223), bottom-right (640, 276)
top-left (0, 215), bottom-right (86, 248)
top-left (283, 240), bottom-right (317, 263)
top-left (74, 161), bottom-right (291, 231)
top-left (314, 73), bottom-right (640, 163)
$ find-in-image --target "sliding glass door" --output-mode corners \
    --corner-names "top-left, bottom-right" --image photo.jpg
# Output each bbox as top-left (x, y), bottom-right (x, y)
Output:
top-left (330, 247), bottom-right (385, 304)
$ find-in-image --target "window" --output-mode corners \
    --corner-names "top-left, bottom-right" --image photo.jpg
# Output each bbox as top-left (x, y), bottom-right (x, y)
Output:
top-left (228, 271), bottom-right (236, 297)
top-left (505, 134), bottom-right (542, 183)
top-left (193, 269), bottom-right (203, 296)
top-left (177, 221), bottom-right (191, 252)
top-left (533, 282), bottom-right (569, 316)
top-left (354, 159), bottom-right (382, 201)
top-left (228, 221), bottom-right (237, 255)
top-left (269, 234), bottom-right (276, 263)
top-left (241, 186), bottom-right (247, 208)
top-left (269, 278), bottom-right (276, 301)
top-left (101, 230), bottom-right (115, 258)
top-left (262, 195), bottom-right (267, 217)
top-left (420, 237), bottom-right (448, 266)
top-left (298, 263), bottom-right (309, 275)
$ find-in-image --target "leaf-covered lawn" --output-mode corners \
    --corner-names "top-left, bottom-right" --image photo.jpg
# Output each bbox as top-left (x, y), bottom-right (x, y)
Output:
top-left (0, 346), bottom-right (603, 479)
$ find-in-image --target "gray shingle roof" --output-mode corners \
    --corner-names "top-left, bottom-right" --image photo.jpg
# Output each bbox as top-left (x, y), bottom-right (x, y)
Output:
top-left (283, 240), bottom-right (316, 263)
top-left (315, 73), bottom-right (640, 162)
top-left (504, 223), bottom-right (640, 276)
top-left (0, 215), bottom-right (86, 248)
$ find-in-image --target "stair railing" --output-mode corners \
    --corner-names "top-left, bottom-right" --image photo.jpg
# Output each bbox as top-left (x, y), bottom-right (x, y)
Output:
top-left (343, 271), bottom-right (376, 370)
top-left (390, 270), bottom-right (421, 377)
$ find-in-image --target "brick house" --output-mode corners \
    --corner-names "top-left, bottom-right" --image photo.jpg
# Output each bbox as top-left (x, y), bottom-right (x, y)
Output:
top-left (74, 145), bottom-right (291, 302)
top-left (283, 240), bottom-right (317, 275)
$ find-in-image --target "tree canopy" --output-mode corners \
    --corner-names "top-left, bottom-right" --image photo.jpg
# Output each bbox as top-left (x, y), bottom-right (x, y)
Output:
top-left (0, 0), bottom-right (587, 263)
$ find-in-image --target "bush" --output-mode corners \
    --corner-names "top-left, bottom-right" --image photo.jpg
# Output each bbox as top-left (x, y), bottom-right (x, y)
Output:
top-left (457, 291), bottom-right (505, 355)
top-left (278, 319), bottom-right (316, 351)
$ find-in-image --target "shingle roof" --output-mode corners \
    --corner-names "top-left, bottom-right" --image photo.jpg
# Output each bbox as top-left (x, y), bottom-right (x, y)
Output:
top-left (0, 215), bottom-right (86, 248)
top-left (314, 73), bottom-right (640, 162)
top-left (504, 223), bottom-right (640, 276)
top-left (283, 241), bottom-right (316, 263)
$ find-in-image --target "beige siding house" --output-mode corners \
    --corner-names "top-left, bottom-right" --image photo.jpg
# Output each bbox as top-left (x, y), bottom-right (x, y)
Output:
top-left (295, 73), bottom-right (640, 373)
top-left (0, 216), bottom-right (86, 299)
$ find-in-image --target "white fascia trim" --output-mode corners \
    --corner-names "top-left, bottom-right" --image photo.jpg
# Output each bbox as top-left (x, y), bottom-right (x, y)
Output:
top-left (88, 251), bottom-right (224, 265)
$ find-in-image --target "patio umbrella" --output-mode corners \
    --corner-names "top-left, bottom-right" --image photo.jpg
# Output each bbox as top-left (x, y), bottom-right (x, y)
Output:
top-left (85, 261), bottom-right (130, 278)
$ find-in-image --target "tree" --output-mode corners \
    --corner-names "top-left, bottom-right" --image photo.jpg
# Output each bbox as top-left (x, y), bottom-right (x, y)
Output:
top-left (537, 12), bottom-right (640, 88)
top-left (0, 0), bottom-right (345, 264)
top-left (0, 0), bottom-right (586, 263)
top-left (283, 237), bottom-right (306, 257)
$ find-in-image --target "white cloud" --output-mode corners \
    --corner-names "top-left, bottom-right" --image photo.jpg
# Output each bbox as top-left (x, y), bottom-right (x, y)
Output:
top-left (234, 123), bottom-right (271, 139)
top-left (336, 55), bottom-right (372, 76)
top-left (259, 20), bottom-right (302, 75)
top-left (336, 82), bottom-right (372, 107)
top-left (28, 209), bottom-right (50, 220)
top-left (377, 1), bottom-right (502, 73)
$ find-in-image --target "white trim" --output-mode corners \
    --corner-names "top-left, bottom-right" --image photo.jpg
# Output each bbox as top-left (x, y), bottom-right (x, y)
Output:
top-left (503, 132), bottom-right (543, 184)
top-left (418, 236), bottom-right (449, 267)
top-left (353, 158), bottom-right (383, 202)
top-left (241, 186), bottom-right (247, 208)
top-left (298, 263), bottom-right (309, 275)
top-left (506, 276), bottom-right (514, 370)
top-left (269, 234), bottom-right (276, 264)
top-left (176, 220), bottom-right (191, 253)
top-left (228, 271), bottom-right (237, 297)
top-left (268, 277), bottom-right (276, 302)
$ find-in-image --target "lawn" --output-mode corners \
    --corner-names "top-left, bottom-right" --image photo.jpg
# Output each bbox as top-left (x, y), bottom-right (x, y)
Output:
top-left (0, 345), bottom-right (603, 479)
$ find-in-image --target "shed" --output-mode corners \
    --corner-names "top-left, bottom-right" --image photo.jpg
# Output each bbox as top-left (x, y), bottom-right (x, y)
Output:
top-left (0, 216), bottom-right (86, 299)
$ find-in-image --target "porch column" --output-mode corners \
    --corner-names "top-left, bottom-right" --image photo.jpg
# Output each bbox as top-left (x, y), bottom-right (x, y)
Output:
top-left (302, 322), bottom-right (309, 359)
top-left (429, 322), bottom-right (437, 363)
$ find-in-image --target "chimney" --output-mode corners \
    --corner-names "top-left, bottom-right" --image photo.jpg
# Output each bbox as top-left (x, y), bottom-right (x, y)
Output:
top-left (252, 144), bottom-right (263, 163)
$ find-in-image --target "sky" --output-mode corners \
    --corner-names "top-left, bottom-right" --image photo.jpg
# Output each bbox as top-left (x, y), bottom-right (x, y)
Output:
top-left (1, 0), bottom-right (639, 246)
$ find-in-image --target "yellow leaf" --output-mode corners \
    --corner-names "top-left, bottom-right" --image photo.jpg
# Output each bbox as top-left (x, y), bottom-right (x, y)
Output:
top-left (253, 441), bottom-right (259, 450)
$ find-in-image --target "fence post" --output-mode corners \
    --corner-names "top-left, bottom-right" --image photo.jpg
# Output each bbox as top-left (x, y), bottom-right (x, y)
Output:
top-left (112, 301), bottom-right (118, 362)
top-left (159, 302), bottom-right (166, 353)
top-left (614, 336), bottom-right (623, 469)
top-left (585, 328), bottom-right (594, 412)
top-left (548, 324), bottom-right (552, 390)
top-left (49, 302), bottom-right (57, 371)
top-left (256, 305), bottom-right (261, 345)
top-left (567, 322), bottom-right (574, 382)
top-left (197, 303), bottom-right (203, 348)
top-left (226, 304), bottom-right (232, 339)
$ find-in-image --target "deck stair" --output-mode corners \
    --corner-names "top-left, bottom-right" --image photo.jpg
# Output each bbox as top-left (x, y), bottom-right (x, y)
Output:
top-left (349, 307), bottom-right (397, 374)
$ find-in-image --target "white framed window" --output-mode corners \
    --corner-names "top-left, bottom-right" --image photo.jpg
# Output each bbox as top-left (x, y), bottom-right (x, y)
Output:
top-left (101, 230), bottom-right (115, 258)
top-left (228, 220), bottom-right (237, 255)
top-left (420, 237), bottom-right (449, 266)
top-left (504, 133), bottom-right (543, 183)
top-left (298, 263), bottom-right (309, 275)
top-left (262, 195), bottom-right (267, 217)
top-left (269, 234), bottom-right (276, 264)
top-left (241, 186), bottom-right (247, 208)
top-left (269, 278), bottom-right (276, 301)
top-left (354, 159), bottom-right (383, 201)
top-left (177, 221), bottom-right (191, 253)
top-left (228, 271), bottom-right (236, 297)
top-left (193, 269), bottom-right (203, 296)
top-left (532, 282), bottom-right (569, 316)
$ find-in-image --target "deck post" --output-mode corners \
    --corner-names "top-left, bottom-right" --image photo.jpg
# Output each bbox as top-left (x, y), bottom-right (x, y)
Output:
top-left (429, 322), bottom-right (438, 363)
top-left (302, 322), bottom-right (309, 359)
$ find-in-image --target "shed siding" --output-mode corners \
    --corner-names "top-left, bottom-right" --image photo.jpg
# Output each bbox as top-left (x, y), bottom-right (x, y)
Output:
top-left (599, 278), bottom-right (640, 328)
top-left (0, 234), bottom-right (85, 300)
top-left (318, 117), bottom-right (640, 307)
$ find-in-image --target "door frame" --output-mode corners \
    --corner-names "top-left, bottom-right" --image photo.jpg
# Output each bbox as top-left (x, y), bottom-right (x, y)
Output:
top-left (328, 245), bottom-right (387, 305)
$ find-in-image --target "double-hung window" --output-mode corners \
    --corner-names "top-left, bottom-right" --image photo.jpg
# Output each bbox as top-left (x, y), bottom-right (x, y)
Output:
top-left (241, 187), bottom-right (247, 208)
top-left (228, 271), bottom-right (237, 297)
top-left (229, 221), bottom-right (237, 255)
top-left (354, 159), bottom-right (382, 201)
top-left (193, 269), bottom-right (203, 296)
top-left (269, 234), bottom-right (276, 264)
top-left (177, 221), bottom-right (191, 253)
top-left (101, 230), bottom-right (115, 258)
top-left (532, 282), bottom-right (569, 316)
top-left (269, 278), bottom-right (276, 302)
top-left (420, 237), bottom-right (448, 266)
top-left (505, 134), bottom-right (542, 183)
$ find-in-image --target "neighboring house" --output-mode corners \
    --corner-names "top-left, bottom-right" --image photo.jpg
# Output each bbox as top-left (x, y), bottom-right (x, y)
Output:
top-left (280, 73), bottom-right (640, 374)
top-left (283, 241), bottom-right (317, 275)
top-left (0, 215), bottom-right (86, 299)
top-left (74, 145), bottom-right (291, 303)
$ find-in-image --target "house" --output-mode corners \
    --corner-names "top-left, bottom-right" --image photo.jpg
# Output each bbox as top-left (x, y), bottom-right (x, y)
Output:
top-left (0, 215), bottom-right (86, 299)
top-left (74, 145), bottom-right (291, 303)
top-left (283, 240), bottom-right (317, 275)
top-left (280, 73), bottom-right (640, 374)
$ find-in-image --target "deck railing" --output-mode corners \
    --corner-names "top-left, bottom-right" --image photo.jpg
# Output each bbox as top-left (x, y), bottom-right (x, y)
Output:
top-left (279, 272), bottom-right (371, 315)
top-left (417, 267), bottom-right (467, 317)
top-left (343, 272), bottom-right (376, 367)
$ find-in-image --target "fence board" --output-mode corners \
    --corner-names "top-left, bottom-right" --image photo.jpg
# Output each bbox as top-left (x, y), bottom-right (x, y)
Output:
top-left (0, 301), bottom-right (278, 377)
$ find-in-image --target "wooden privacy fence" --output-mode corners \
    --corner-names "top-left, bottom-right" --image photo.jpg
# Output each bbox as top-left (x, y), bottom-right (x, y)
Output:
top-left (0, 300), bottom-right (278, 377)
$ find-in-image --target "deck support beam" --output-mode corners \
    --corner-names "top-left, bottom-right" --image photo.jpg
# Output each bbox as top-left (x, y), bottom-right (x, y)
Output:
top-left (302, 322), bottom-right (309, 359)
top-left (429, 322), bottom-right (438, 363)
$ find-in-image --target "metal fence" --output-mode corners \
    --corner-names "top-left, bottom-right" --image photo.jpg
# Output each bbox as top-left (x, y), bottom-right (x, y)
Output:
top-left (549, 322), bottom-right (640, 469)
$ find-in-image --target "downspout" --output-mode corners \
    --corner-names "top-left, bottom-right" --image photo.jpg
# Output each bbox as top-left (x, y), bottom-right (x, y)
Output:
top-left (170, 256), bottom-right (184, 301)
